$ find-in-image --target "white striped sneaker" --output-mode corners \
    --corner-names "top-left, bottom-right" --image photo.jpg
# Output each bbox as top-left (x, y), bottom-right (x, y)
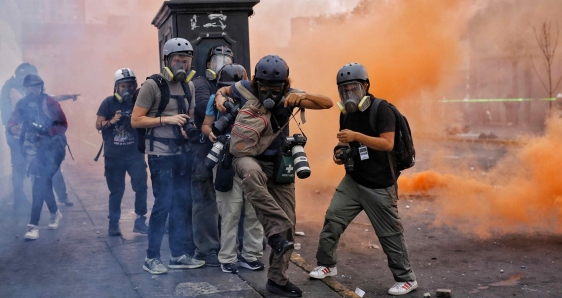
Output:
top-left (388, 280), bottom-right (418, 295)
top-left (309, 265), bottom-right (337, 279)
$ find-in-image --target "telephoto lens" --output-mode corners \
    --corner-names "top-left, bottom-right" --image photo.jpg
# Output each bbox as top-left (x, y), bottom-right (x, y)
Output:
top-left (286, 134), bottom-right (311, 179)
top-left (204, 135), bottom-right (228, 169)
top-left (291, 145), bottom-right (311, 179)
top-left (183, 119), bottom-right (200, 140)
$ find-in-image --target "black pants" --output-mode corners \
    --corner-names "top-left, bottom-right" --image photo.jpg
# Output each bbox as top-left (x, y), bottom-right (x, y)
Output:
top-left (188, 142), bottom-right (220, 256)
top-left (29, 136), bottom-right (66, 225)
top-left (104, 155), bottom-right (148, 222)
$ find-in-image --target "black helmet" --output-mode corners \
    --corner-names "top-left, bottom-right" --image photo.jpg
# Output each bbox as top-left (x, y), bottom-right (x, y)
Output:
top-left (336, 62), bottom-right (369, 85)
top-left (254, 55), bottom-right (289, 81)
top-left (15, 63), bottom-right (38, 78)
top-left (22, 73), bottom-right (44, 87)
top-left (207, 44), bottom-right (233, 62)
top-left (217, 64), bottom-right (247, 87)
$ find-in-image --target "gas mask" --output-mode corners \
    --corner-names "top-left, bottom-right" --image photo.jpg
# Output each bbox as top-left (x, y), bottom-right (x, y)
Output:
top-left (165, 55), bottom-right (196, 83)
top-left (115, 87), bottom-right (135, 104)
top-left (205, 54), bottom-right (233, 80)
top-left (257, 81), bottom-right (285, 109)
top-left (336, 81), bottom-right (370, 114)
top-left (23, 85), bottom-right (43, 98)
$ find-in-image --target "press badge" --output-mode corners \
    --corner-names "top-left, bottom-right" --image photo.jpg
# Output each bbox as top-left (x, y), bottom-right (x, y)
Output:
top-left (358, 145), bottom-right (369, 160)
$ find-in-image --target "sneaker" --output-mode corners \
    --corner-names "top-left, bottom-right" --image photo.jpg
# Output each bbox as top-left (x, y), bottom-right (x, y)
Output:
top-left (47, 210), bottom-right (63, 230)
top-left (133, 217), bottom-right (148, 234)
top-left (24, 224), bottom-right (39, 240)
top-left (58, 197), bottom-right (74, 206)
top-left (168, 254), bottom-right (205, 269)
top-left (143, 257), bottom-right (168, 275)
top-left (108, 221), bottom-right (122, 237)
top-left (195, 253), bottom-right (220, 267)
top-left (238, 256), bottom-right (265, 271)
top-left (388, 280), bottom-right (418, 296)
top-left (268, 234), bottom-right (293, 258)
top-left (266, 279), bottom-right (302, 297)
top-left (309, 265), bottom-right (337, 279)
top-left (221, 263), bottom-right (238, 274)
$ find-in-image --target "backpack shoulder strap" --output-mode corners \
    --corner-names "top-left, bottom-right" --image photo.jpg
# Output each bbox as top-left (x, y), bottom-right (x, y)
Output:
top-left (369, 97), bottom-right (385, 135)
top-left (147, 74), bottom-right (170, 117)
top-left (179, 81), bottom-right (192, 113)
top-left (234, 81), bottom-right (259, 102)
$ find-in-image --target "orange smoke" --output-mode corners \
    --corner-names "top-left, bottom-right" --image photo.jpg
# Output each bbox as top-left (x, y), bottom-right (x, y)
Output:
top-left (400, 117), bottom-right (562, 237)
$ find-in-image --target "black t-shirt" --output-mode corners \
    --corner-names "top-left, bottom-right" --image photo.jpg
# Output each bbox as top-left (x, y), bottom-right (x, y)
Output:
top-left (340, 96), bottom-right (396, 189)
top-left (97, 95), bottom-right (142, 159)
top-left (192, 77), bottom-right (217, 143)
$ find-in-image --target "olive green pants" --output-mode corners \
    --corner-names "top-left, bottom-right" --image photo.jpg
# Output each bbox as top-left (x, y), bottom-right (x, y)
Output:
top-left (316, 175), bottom-right (416, 282)
top-left (233, 156), bottom-right (295, 285)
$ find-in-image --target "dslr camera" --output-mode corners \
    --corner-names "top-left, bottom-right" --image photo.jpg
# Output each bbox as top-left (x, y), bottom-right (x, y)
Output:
top-left (182, 119), bottom-right (200, 140)
top-left (211, 100), bottom-right (240, 136)
top-left (334, 147), bottom-right (356, 172)
top-left (285, 134), bottom-right (311, 179)
top-left (205, 134), bottom-right (231, 169)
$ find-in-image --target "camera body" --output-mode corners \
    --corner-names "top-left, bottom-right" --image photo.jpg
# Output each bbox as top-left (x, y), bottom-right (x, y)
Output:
top-left (285, 134), bottom-right (311, 179)
top-left (334, 147), bottom-right (356, 172)
top-left (31, 122), bottom-right (49, 135)
top-left (205, 134), bottom-right (231, 169)
top-left (182, 119), bottom-right (200, 140)
top-left (211, 100), bottom-right (240, 136)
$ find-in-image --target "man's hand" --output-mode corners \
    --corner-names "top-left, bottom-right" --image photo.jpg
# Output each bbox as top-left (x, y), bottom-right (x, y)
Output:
top-left (284, 92), bottom-right (306, 107)
top-left (164, 114), bottom-right (189, 126)
top-left (10, 125), bottom-right (22, 136)
top-left (215, 93), bottom-right (227, 113)
top-left (337, 129), bottom-right (359, 143)
top-left (71, 94), bottom-right (80, 101)
top-left (110, 110), bottom-right (122, 124)
top-left (333, 148), bottom-right (344, 165)
top-left (209, 131), bottom-right (217, 142)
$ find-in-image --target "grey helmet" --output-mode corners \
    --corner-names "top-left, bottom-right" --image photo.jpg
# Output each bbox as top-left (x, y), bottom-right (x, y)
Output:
top-left (163, 38), bottom-right (194, 61)
top-left (255, 55), bottom-right (289, 81)
top-left (336, 62), bottom-right (369, 85)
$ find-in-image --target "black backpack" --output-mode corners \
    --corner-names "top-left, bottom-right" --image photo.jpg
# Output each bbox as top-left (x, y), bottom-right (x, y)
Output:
top-left (133, 74), bottom-right (192, 153)
top-left (370, 98), bottom-right (416, 172)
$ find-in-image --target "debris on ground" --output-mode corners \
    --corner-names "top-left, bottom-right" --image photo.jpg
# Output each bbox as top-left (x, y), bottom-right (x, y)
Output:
top-left (294, 243), bottom-right (301, 250)
top-left (500, 269), bottom-right (504, 273)
top-left (295, 231), bottom-right (305, 236)
top-left (405, 205), bottom-right (411, 209)
top-left (436, 289), bottom-right (452, 297)
top-left (368, 242), bottom-right (380, 249)
top-left (521, 266), bottom-right (526, 269)
top-left (354, 287), bottom-right (365, 297)
top-left (423, 293), bottom-right (432, 298)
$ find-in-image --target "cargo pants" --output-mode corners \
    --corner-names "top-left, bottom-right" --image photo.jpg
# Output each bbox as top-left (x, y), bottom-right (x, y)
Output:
top-left (316, 174), bottom-right (416, 282)
top-left (233, 156), bottom-right (295, 286)
top-left (216, 175), bottom-right (264, 264)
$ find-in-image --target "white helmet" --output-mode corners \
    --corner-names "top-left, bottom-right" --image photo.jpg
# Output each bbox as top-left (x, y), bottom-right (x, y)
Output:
top-left (114, 68), bottom-right (136, 84)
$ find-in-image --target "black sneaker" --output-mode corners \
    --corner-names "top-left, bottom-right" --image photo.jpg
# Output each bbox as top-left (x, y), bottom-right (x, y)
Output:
top-left (221, 263), bottom-right (238, 274)
top-left (268, 234), bottom-right (293, 258)
top-left (238, 256), bottom-right (265, 271)
top-left (266, 279), bottom-right (302, 297)
top-left (58, 197), bottom-right (74, 206)
top-left (133, 217), bottom-right (148, 234)
top-left (108, 221), bottom-right (121, 237)
top-left (195, 253), bottom-right (220, 267)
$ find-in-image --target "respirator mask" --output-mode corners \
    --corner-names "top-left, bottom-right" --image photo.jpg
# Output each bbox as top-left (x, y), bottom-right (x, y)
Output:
top-left (257, 81), bottom-right (285, 109)
top-left (165, 54), bottom-right (195, 83)
top-left (206, 54), bottom-right (233, 80)
top-left (336, 81), bottom-right (370, 114)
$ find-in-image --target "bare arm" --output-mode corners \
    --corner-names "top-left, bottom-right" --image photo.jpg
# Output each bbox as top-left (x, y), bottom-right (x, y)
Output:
top-left (337, 130), bottom-right (394, 152)
top-left (284, 92), bottom-right (333, 110)
top-left (131, 106), bottom-right (190, 129)
top-left (214, 86), bottom-right (233, 113)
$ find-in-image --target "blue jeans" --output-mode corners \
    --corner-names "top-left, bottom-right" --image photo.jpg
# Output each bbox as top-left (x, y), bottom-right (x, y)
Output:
top-left (104, 155), bottom-right (148, 222)
top-left (146, 154), bottom-right (190, 259)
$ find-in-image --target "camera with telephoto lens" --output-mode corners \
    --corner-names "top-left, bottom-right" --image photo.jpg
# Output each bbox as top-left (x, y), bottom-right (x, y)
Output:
top-left (285, 134), bottom-right (311, 179)
top-left (211, 100), bottom-right (240, 136)
top-left (204, 134), bottom-right (230, 169)
top-left (31, 122), bottom-right (49, 135)
top-left (334, 147), bottom-right (356, 172)
top-left (182, 119), bottom-right (200, 140)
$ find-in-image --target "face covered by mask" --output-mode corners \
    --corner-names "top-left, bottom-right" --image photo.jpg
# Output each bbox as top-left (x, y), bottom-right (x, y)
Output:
top-left (206, 54), bottom-right (234, 80)
top-left (337, 81), bottom-right (370, 114)
top-left (23, 85), bottom-right (43, 99)
top-left (115, 81), bottom-right (137, 104)
top-left (168, 53), bottom-right (194, 82)
top-left (257, 81), bottom-right (286, 109)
